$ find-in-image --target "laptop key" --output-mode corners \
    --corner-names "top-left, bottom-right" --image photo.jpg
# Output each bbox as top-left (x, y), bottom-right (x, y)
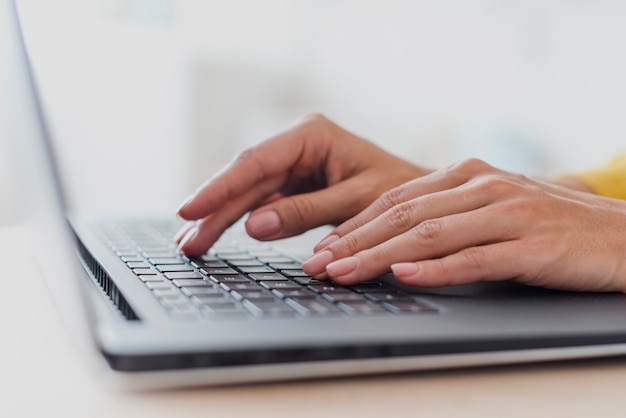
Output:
top-left (182, 286), bottom-right (223, 296)
top-left (148, 257), bottom-right (185, 265)
top-left (237, 266), bottom-right (276, 274)
top-left (286, 297), bottom-right (345, 316)
top-left (231, 289), bottom-right (276, 302)
top-left (272, 288), bottom-right (317, 299)
top-left (220, 282), bottom-right (263, 292)
top-left (242, 300), bottom-right (297, 317)
top-left (200, 267), bottom-right (238, 276)
top-left (171, 279), bottom-right (212, 288)
top-left (321, 292), bottom-right (369, 304)
top-left (381, 300), bottom-right (439, 314)
top-left (209, 274), bottom-right (249, 284)
top-left (248, 273), bottom-right (289, 282)
top-left (280, 270), bottom-right (310, 278)
top-left (337, 301), bottom-right (389, 315)
top-left (164, 271), bottom-right (204, 280)
top-left (268, 263), bottom-right (302, 270)
top-left (157, 265), bottom-right (194, 273)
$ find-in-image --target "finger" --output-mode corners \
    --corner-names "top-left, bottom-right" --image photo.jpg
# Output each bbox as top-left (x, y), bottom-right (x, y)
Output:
top-left (174, 221), bottom-right (196, 245)
top-left (315, 202), bottom-right (524, 284)
top-left (177, 116), bottom-right (333, 221)
top-left (178, 175), bottom-right (285, 256)
top-left (320, 159), bottom-right (500, 249)
top-left (245, 173), bottom-right (382, 240)
top-left (304, 184), bottom-right (492, 277)
top-left (391, 241), bottom-right (527, 287)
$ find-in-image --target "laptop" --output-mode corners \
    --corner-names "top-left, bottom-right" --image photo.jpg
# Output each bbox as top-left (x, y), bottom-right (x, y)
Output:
top-left (6, 0), bottom-right (626, 391)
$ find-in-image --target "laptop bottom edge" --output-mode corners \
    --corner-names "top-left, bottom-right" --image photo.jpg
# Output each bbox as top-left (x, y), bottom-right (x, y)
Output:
top-left (100, 343), bottom-right (626, 391)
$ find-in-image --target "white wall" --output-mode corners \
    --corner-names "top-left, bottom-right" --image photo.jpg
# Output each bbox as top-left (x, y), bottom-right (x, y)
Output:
top-left (2, 0), bottom-right (625, 225)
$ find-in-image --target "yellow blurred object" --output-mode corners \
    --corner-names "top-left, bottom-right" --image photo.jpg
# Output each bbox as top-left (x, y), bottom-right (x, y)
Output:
top-left (574, 154), bottom-right (626, 200)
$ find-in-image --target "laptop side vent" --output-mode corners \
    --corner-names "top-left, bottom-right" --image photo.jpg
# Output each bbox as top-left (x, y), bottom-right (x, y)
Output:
top-left (75, 237), bottom-right (139, 321)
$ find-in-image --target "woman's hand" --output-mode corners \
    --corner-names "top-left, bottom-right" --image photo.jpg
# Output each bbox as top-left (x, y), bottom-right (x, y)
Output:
top-left (303, 158), bottom-right (626, 293)
top-left (176, 114), bottom-right (430, 256)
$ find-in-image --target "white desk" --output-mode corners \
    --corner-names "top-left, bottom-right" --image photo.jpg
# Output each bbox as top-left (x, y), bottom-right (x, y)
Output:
top-left (2, 223), bottom-right (626, 417)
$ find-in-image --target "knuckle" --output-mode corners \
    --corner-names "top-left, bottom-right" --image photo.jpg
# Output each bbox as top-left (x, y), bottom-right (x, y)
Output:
top-left (448, 158), bottom-right (492, 176)
top-left (461, 247), bottom-right (488, 270)
top-left (282, 196), bottom-right (315, 229)
top-left (382, 203), bottom-right (414, 231)
top-left (232, 146), bottom-right (267, 178)
top-left (412, 219), bottom-right (443, 242)
top-left (377, 187), bottom-right (405, 213)
top-left (341, 233), bottom-right (362, 254)
top-left (472, 175), bottom-right (520, 198)
top-left (300, 113), bottom-right (328, 124)
top-left (362, 245), bottom-right (388, 265)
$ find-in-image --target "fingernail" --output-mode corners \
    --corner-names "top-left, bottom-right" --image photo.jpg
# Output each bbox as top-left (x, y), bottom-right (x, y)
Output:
top-left (314, 234), bottom-right (340, 251)
top-left (246, 211), bottom-right (281, 238)
top-left (391, 263), bottom-right (419, 278)
top-left (177, 228), bottom-right (198, 251)
top-left (326, 256), bottom-right (359, 278)
top-left (302, 250), bottom-right (334, 276)
top-left (176, 194), bottom-right (195, 214)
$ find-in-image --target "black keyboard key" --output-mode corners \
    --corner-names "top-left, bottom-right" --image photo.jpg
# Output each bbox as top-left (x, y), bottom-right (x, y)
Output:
top-left (308, 284), bottom-right (351, 294)
top-left (242, 300), bottom-right (297, 317)
top-left (137, 275), bottom-right (165, 283)
top-left (201, 302), bottom-right (248, 317)
top-left (321, 292), bottom-right (368, 303)
top-left (237, 266), bottom-right (275, 274)
top-left (209, 274), bottom-right (249, 284)
top-left (337, 301), bottom-right (388, 315)
top-left (191, 260), bottom-right (229, 269)
top-left (279, 270), bottom-right (310, 278)
top-left (164, 271), bottom-right (204, 280)
top-left (347, 282), bottom-right (388, 293)
top-left (157, 265), bottom-right (194, 273)
top-left (120, 256), bottom-right (144, 263)
top-left (381, 300), bottom-right (439, 314)
top-left (268, 263), bottom-right (302, 270)
top-left (292, 277), bottom-right (325, 285)
top-left (191, 294), bottom-right (232, 305)
top-left (228, 260), bottom-right (265, 267)
top-left (131, 267), bottom-right (158, 275)
top-left (200, 267), bottom-right (238, 276)
top-left (248, 273), bottom-right (289, 282)
top-left (256, 256), bottom-right (294, 263)
top-left (272, 288), bottom-right (317, 299)
top-left (172, 279), bottom-right (212, 288)
top-left (182, 286), bottom-right (223, 297)
top-left (231, 289), bottom-right (277, 302)
top-left (126, 261), bottom-right (150, 269)
top-left (363, 291), bottom-right (415, 303)
top-left (220, 282), bottom-right (263, 292)
top-left (286, 297), bottom-right (344, 316)
top-left (259, 281), bottom-right (302, 291)
top-left (148, 257), bottom-right (185, 265)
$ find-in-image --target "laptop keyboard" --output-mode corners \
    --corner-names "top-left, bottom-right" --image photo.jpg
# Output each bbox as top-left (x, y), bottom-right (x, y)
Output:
top-left (97, 220), bottom-right (439, 321)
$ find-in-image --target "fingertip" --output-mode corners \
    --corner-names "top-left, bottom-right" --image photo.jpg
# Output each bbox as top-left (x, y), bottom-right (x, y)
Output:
top-left (173, 222), bottom-right (195, 244)
top-left (177, 227), bottom-right (198, 253)
top-left (391, 262), bottom-right (420, 279)
top-left (176, 195), bottom-right (195, 218)
top-left (313, 234), bottom-right (340, 252)
top-left (245, 210), bottom-right (282, 239)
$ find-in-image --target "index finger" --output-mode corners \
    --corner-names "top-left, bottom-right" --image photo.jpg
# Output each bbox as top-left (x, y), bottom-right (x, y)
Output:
top-left (177, 118), bottom-right (327, 221)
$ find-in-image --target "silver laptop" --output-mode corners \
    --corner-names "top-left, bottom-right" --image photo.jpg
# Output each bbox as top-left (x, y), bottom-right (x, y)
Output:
top-left (6, 0), bottom-right (626, 391)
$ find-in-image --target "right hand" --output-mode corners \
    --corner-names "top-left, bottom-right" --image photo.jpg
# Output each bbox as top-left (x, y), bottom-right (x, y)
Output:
top-left (175, 114), bottom-right (431, 257)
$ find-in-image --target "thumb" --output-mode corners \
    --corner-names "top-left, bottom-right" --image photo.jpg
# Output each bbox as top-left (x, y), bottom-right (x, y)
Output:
top-left (244, 177), bottom-right (375, 240)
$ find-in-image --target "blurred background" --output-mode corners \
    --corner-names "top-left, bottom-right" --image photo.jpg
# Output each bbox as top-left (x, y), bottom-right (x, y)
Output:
top-left (1, 0), bottom-right (625, 226)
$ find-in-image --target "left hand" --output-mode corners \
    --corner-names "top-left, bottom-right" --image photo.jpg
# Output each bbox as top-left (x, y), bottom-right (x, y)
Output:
top-left (302, 158), bottom-right (626, 293)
